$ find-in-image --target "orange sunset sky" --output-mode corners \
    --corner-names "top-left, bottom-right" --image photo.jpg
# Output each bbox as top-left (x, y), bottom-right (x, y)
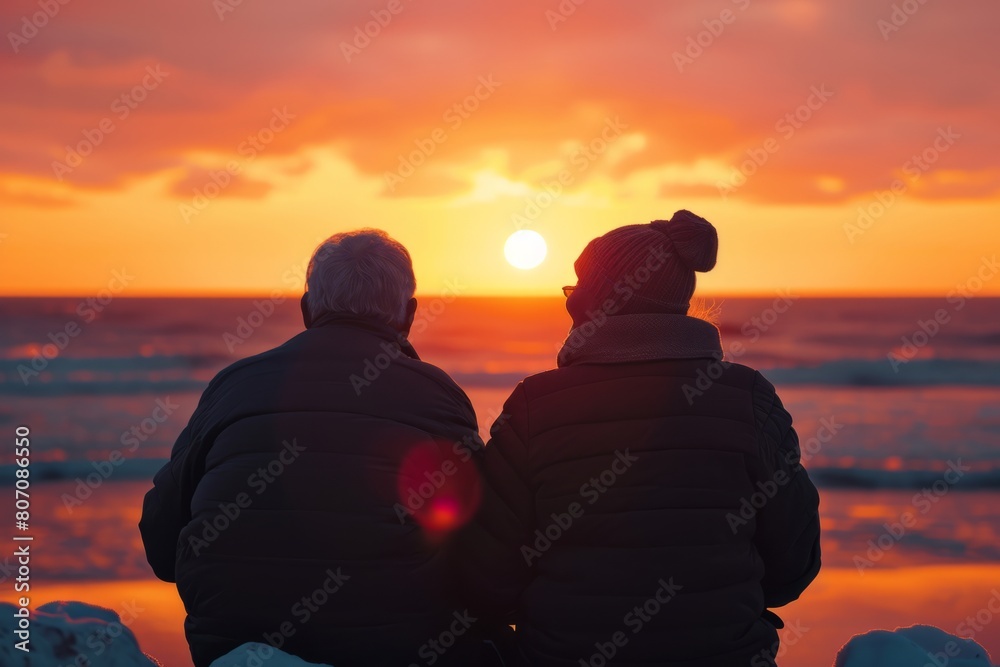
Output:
top-left (1, 0), bottom-right (999, 297)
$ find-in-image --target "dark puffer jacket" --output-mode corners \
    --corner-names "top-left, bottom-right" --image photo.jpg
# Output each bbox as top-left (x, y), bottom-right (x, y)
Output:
top-left (139, 314), bottom-right (486, 667)
top-left (459, 357), bottom-right (821, 667)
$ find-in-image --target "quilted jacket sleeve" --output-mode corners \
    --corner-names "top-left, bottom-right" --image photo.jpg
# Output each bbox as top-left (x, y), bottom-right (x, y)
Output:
top-left (138, 372), bottom-right (224, 582)
top-left (454, 382), bottom-right (536, 621)
top-left (750, 371), bottom-right (822, 607)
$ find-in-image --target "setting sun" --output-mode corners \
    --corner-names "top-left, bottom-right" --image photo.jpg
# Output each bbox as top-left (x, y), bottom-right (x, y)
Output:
top-left (504, 230), bottom-right (548, 270)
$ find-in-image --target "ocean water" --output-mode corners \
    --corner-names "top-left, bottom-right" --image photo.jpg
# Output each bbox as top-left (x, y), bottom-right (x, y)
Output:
top-left (0, 296), bottom-right (998, 581)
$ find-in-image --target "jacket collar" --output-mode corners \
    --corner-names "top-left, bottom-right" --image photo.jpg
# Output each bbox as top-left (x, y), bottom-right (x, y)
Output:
top-left (557, 313), bottom-right (723, 368)
top-left (308, 312), bottom-right (420, 360)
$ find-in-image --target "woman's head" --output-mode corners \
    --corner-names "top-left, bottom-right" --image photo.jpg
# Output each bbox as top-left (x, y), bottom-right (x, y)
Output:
top-left (566, 210), bottom-right (718, 326)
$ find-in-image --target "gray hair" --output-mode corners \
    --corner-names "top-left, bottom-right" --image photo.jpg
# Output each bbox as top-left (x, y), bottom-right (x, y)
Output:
top-left (305, 229), bottom-right (416, 327)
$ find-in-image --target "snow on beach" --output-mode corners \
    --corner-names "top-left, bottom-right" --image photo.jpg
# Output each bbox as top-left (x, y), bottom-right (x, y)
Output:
top-left (835, 625), bottom-right (994, 666)
top-left (0, 601), bottom-right (159, 666)
top-left (1, 600), bottom-right (995, 666)
top-left (0, 598), bottom-right (323, 666)
top-left (209, 643), bottom-right (332, 667)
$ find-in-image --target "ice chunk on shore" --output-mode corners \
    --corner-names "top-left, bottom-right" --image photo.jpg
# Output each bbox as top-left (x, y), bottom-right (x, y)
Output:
top-left (835, 624), bottom-right (993, 666)
top-left (209, 642), bottom-right (332, 667)
top-left (0, 600), bottom-right (159, 666)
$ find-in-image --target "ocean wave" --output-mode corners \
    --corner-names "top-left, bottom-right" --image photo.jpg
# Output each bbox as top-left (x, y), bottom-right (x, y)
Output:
top-left (2, 354), bottom-right (999, 397)
top-left (0, 353), bottom-right (225, 395)
top-left (6, 458), bottom-right (999, 490)
top-left (761, 358), bottom-right (1000, 387)
top-left (0, 458), bottom-right (166, 485)
top-left (454, 358), bottom-right (1000, 388)
top-left (809, 466), bottom-right (1000, 490)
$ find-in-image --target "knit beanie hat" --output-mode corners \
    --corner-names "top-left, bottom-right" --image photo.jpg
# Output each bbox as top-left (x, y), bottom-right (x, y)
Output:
top-left (572, 210), bottom-right (718, 315)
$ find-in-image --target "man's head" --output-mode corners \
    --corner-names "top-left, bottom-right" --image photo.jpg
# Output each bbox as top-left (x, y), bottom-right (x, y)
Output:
top-left (566, 210), bottom-right (718, 327)
top-left (302, 229), bottom-right (417, 334)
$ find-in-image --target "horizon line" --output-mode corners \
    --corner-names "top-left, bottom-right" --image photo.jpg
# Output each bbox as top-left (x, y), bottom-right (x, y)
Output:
top-left (2, 291), bottom-right (998, 300)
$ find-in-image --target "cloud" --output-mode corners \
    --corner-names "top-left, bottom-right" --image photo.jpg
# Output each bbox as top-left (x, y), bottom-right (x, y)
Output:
top-left (2, 0), bottom-right (1000, 204)
top-left (168, 168), bottom-right (273, 200)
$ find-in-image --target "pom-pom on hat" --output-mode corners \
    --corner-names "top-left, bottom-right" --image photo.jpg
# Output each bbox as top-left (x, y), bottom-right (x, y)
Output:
top-left (572, 210), bottom-right (718, 315)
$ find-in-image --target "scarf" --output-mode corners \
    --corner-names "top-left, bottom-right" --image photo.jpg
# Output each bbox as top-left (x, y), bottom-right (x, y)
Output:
top-left (557, 313), bottom-right (723, 368)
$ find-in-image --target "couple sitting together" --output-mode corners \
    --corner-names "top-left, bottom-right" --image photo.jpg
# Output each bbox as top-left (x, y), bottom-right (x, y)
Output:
top-left (140, 211), bottom-right (821, 667)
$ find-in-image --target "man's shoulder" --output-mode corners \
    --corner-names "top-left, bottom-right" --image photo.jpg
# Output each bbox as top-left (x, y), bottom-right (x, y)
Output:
top-left (383, 353), bottom-right (477, 417)
top-left (403, 355), bottom-right (465, 388)
top-left (195, 332), bottom-right (316, 405)
top-left (210, 339), bottom-right (292, 383)
top-left (205, 326), bottom-right (473, 411)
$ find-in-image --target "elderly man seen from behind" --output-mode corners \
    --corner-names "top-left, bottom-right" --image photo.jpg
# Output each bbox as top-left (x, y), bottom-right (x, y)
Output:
top-left (140, 229), bottom-right (492, 667)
